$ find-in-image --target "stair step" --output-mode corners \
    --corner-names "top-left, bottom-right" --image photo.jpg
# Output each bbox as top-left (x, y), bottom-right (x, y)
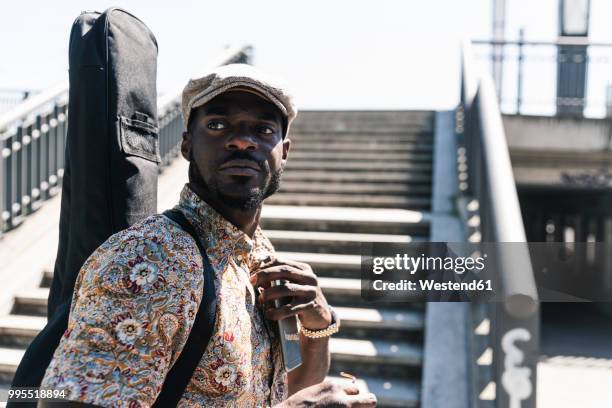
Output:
top-left (267, 194), bottom-right (431, 209)
top-left (286, 161), bottom-right (432, 172)
top-left (334, 306), bottom-right (424, 331)
top-left (290, 125), bottom-right (432, 133)
top-left (318, 276), bottom-right (360, 296)
top-left (282, 171), bottom-right (432, 184)
top-left (287, 151), bottom-right (433, 163)
top-left (294, 109), bottom-right (433, 118)
top-left (330, 337), bottom-right (422, 366)
top-left (261, 205), bottom-right (431, 235)
top-left (0, 315), bottom-right (46, 347)
top-left (291, 143), bottom-right (433, 153)
top-left (294, 116), bottom-right (433, 126)
top-left (267, 230), bottom-right (424, 254)
top-left (296, 109), bottom-right (433, 118)
top-left (326, 374), bottom-right (419, 408)
top-left (292, 133), bottom-right (433, 142)
top-left (0, 315), bottom-right (46, 333)
top-left (290, 131), bottom-right (433, 147)
top-left (276, 251), bottom-right (360, 278)
top-left (0, 346), bottom-right (23, 383)
top-left (12, 288), bottom-right (49, 316)
top-left (290, 121), bottom-right (433, 129)
top-left (278, 182), bottom-right (431, 196)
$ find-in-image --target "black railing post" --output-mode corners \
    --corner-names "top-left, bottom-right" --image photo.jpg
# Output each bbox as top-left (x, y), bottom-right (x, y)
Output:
top-left (31, 116), bottom-right (41, 208)
top-left (40, 112), bottom-right (50, 200)
top-left (1, 136), bottom-right (13, 231)
top-left (57, 105), bottom-right (67, 182)
top-left (22, 121), bottom-right (33, 215)
top-left (14, 127), bottom-right (23, 218)
top-left (49, 106), bottom-right (59, 194)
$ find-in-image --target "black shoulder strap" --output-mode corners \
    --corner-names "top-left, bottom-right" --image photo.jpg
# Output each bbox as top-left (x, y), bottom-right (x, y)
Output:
top-left (153, 209), bottom-right (217, 407)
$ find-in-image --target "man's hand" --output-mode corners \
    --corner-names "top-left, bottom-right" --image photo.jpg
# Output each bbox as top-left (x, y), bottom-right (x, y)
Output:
top-left (250, 256), bottom-right (332, 330)
top-left (276, 380), bottom-right (377, 408)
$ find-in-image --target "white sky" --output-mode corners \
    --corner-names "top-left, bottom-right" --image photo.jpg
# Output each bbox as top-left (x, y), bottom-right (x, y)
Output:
top-left (1, 1), bottom-right (612, 111)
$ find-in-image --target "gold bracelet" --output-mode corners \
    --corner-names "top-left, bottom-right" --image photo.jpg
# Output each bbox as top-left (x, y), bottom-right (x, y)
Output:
top-left (299, 307), bottom-right (341, 339)
top-left (300, 322), bottom-right (340, 338)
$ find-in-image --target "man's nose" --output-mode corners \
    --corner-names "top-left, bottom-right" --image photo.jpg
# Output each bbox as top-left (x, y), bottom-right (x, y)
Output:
top-left (226, 125), bottom-right (257, 151)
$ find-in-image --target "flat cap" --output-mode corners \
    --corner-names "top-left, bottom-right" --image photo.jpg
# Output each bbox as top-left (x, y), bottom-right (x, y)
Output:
top-left (181, 63), bottom-right (297, 134)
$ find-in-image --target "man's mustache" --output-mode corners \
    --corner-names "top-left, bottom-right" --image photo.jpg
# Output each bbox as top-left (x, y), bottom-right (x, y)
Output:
top-left (219, 152), bottom-right (268, 172)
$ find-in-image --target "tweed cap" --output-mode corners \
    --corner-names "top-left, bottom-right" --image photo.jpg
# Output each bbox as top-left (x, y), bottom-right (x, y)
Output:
top-left (181, 63), bottom-right (297, 133)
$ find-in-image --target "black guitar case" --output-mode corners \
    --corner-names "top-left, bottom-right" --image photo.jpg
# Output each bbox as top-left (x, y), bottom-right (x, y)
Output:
top-left (9, 8), bottom-right (160, 406)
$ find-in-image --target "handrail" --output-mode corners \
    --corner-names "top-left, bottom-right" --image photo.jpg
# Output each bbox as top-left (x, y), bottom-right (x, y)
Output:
top-left (0, 82), bottom-right (68, 135)
top-left (475, 75), bottom-right (538, 317)
top-left (460, 39), bottom-right (539, 408)
top-left (461, 40), bottom-right (539, 315)
top-left (0, 45), bottom-right (252, 233)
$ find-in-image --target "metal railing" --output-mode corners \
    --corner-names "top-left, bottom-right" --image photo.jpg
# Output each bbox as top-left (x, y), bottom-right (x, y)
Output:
top-left (472, 37), bottom-right (612, 118)
top-left (459, 40), bottom-right (540, 408)
top-left (0, 45), bottom-right (252, 233)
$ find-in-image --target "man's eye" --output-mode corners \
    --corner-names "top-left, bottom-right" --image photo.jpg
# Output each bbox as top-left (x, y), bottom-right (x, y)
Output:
top-left (257, 125), bottom-right (275, 135)
top-left (207, 121), bottom-right (226, 130)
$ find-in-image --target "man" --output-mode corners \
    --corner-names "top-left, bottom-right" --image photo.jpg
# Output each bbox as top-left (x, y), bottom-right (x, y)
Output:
top-left (38, 64), bottom-right (377, 407)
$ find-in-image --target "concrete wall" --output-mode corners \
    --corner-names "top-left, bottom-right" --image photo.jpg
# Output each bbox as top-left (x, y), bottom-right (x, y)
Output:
top-left (502, 115), bottom-right (612, 188)
top-left (503, 115), bottom-right (612, 151)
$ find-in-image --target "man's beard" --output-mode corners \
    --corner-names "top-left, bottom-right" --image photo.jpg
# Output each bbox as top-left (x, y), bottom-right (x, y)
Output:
top-left (215, 167), bottom-right (282, 210)
top-left (189, 161), bottom-right (283, 210)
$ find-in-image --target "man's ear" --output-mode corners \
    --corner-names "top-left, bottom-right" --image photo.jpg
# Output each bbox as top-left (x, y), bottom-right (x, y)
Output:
top-left (181, 131), bottom-right (192, 161)
top-left (282, 137), bottom-right (291, 162)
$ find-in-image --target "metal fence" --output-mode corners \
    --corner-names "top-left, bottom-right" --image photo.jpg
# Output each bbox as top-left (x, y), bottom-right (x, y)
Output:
top-left (473, 37), bottom-right (612, 118)
top-left (458, 40), bottom-right (540, 408)
top-left (0, 45), bottom-right (252, 234)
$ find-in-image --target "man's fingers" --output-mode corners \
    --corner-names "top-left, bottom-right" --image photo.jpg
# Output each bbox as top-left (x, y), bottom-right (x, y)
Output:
top-left (251, 265), bottom-right (317, 287)
top-left (340, 384), bottom-right (377, 407)
top-left (342, 384), bottom-right (360, 395)
top-left (265, 300), bottom-right (316, 320)
top-left (346, 393), bottom-right (377, 408)
top-left (258, 256), bottom-right (309, 271)
top-left (259, 283), bottom-right (317, 303)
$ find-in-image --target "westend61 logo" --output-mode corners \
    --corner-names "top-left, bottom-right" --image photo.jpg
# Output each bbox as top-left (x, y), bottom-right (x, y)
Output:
top-left (361, 243), bottom-right (496, 302)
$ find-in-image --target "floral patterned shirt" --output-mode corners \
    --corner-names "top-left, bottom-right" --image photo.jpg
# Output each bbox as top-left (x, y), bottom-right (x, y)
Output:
top-left (41, 184), bottom-right (288, 407)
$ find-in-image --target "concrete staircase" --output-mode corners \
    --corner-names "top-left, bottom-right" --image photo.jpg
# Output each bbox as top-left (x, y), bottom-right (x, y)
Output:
top-left (0, 110), bottom-right (435, 407)
top-left (266, 111), bottom-right (435, 406)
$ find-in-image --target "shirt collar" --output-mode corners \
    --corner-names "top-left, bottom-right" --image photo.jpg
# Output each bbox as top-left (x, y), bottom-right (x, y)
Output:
top-left (177, 184), bottom-right (255, 262)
